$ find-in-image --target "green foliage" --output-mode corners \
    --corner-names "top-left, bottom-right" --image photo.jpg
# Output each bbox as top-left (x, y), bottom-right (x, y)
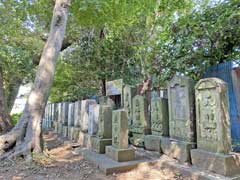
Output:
top-left (11, 113), bottom-right (22, 125)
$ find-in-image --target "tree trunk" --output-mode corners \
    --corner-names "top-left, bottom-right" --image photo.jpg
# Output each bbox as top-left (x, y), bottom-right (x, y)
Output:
top-left (6, 78), bottom-right (22, 113)
top-left (0, 0), bottom-right (71, 159)
top-left (0, 67), bottom-right (13, 133)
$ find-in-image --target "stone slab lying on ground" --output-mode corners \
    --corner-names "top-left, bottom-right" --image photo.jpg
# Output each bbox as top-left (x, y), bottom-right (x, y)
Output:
top-left (144, 135), bottom-right (162, 153)
top-left (160, 137), bottom-right (196, 164)
top-left (76, 147), bottom-right (240, 179)
top-left (91, 136), bottom-right (112, 154)
top-left (191, 149), bottom-right (240, 177)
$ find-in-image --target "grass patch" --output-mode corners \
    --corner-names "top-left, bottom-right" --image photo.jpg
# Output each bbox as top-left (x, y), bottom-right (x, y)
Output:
top-left (11, 113), bottom-right (22, 125)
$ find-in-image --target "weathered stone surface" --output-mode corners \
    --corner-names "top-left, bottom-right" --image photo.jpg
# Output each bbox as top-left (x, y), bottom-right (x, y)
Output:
top-left (74, 101), bottom-right (81, 127)
top-left (99, 96), bottom-right (116, 109)
top-left (144, 135), bottom-right (162, 152)
top-left (195, 78), bottom-right (231, 153)
top-left (56, 122), bottom-right (63, 135)
top-left (168, 75), bottom-right (195, 142)
top-left (57, 103), bottom-right (62, 123)
top-left (61, 102), bottom-right (69, 125)
top-left (123, 85), bottom-right (137, 127)
top-left (106, 79), bottom-right (123, 96)
top-left (160, 137), bottom-right (195, 164)
top-left (112, 109), bottom-right (129, 149)
top-left (151, 97), bottom-right (169, 136)
top-left (78, 131), bottom-right (92, 148)
top-left (106, 146), bottom-right (135, 162)
top-left (97, 105), bottom-right (113, 139)
top-left (191, 149), bottom-right (240, 177)
top-left (62, 125), bottom-right (68, 138)
top-left (88, 104), bottom-right (100, 135)
top-left (80, 99), bottom-right (97, 133)
top-left (91, 137), bottom-right (112, 154)
top-left (68, 103), bottom-right (75, 127)
top-left (68, 126), bottom-right (75, 140)
top-left (130, 95), bottom-right (151, 147)
top-left (72, 127), bottom-right (81, 141)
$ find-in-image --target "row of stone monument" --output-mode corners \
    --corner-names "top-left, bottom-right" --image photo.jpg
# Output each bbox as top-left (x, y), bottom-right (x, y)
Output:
top-left (42, 76), bottom-right (240, 177)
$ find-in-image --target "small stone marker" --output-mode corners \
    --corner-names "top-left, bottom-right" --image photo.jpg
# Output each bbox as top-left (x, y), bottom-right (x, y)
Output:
top-left (191, 78), bottom-right (240, 177)
top-left (88, 104), bottom-right (100, 135)
top-left (161, 75), bottom-right (196, 163)
top-left (106, 109), bottom-right (135, 162)
top-left (91, 105), bottom-right (113, 154)
top-left (144, 97), bottom-right (169, 152)
top-left (80, 99), bottom-right (97, 133)
top-left (67, 103), bottom-right (75, 140)
top-left (130, 95), bottom-right (150, 147)
top-left (61, 102), bottom-right (69, 137)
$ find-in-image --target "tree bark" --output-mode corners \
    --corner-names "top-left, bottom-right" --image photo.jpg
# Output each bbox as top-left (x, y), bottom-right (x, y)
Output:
top-left (0, 0), bottom-right (71, 159)
top-left (0, 66), bottom-right (13, 133)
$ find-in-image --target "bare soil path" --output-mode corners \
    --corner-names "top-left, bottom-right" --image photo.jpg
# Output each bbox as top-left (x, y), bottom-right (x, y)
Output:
top-left (0, 131), bottom-right (187, 180)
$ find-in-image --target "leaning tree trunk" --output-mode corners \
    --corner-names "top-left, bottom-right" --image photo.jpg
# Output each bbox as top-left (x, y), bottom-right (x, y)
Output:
top-left (0, 0), bottom-right (71, 159)
top-left (0, 67), bottom-right (13, 133)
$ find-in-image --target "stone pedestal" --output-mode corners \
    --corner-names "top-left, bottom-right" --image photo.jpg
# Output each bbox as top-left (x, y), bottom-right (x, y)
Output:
top-left (106, 146), bottom-right (135, 162)
top-left (91, 136), bottom-right (112, 154)
top-left (160, 137), bottom-right (196, 164)
top-left (191, 149), bottom-right (240, 177)
top-left (144, 135), bottom-right (162, 153)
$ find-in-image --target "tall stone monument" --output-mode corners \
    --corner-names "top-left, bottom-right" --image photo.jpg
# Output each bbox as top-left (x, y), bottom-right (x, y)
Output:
top-left (62, 102), bottom-right (69, 138)
top-left (161, 75), bottom-right (195, 163)
top-left (91, 105), bottom-right (113, 153)
top-left (78, 99), bottom-right (97, 147)
top-left (130, 95), bottom-right (150, 147)
top-left (123, 85), bottom-right (137, 127)
top-left (72, 101), bottom-right (81, 141)
top-left (144, 97), bottom-right (169, 152)
top-left (88, 104), bottom-right (100, 135)
top-left (106, 109), bottom-right (135, 162)
top-left (191, 78), bottom-right (240, 176)
top-left (68, 103), bottom-right (75, 140)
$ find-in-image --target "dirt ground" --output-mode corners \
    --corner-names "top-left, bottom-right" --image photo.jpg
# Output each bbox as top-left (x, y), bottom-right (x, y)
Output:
top-left (0, 131), bottom-right (187, 180)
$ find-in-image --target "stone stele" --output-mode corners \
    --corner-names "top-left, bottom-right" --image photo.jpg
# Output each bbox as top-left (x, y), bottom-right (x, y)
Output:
top-left (80, 99), bottom-right (97, 133)
top-left (91, 105), bottom-right (113, 154)
top-left (151, 97), bottom-right (169, 136)
top-left (168, 75), bottom-right (195, 142)
top-left (191, 78), bottom-right (240, 177)
top-left (123, 85), bottom-right (137, 127)
top-left (74, 101), bottom-right (81, 127)
top-left (106, 109), bottom-right (135, 162)
top-left (130, 95), bottom-right (151, 147)
top-left (88, 104), bottom-right (100, 136)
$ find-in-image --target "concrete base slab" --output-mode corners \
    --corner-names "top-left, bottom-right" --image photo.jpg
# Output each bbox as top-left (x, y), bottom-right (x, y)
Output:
top-left (91, 137), bottom-right (112, 154)
top-left (62, 125), bottom-right (68, 138)
top-left (77, 147), bottom-right (240, 179)
top-left (78, 148), bottom-right (158, 175)
top-left (191, 149), bottom-right (240, 177)
top-left (106, 146), bottom-right (135, 162)
top-left (160, 137), bottom-right (196, 164)
top-left (144, 135), bottom-right (162, 153)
